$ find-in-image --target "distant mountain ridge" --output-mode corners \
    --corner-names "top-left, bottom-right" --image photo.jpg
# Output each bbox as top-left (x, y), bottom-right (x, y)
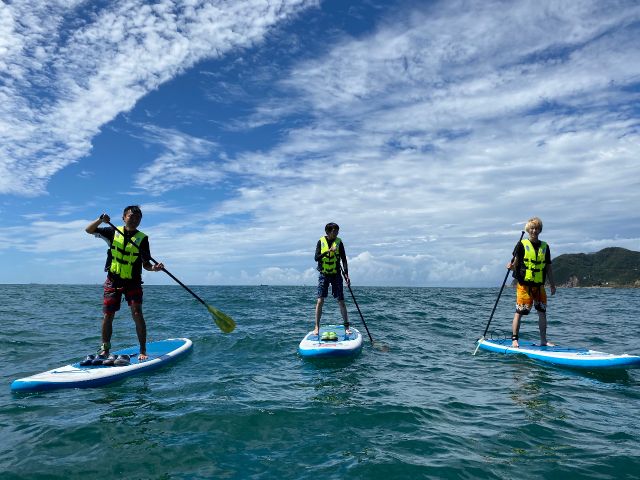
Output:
top-left (553, 247), bottom-right (640, 287)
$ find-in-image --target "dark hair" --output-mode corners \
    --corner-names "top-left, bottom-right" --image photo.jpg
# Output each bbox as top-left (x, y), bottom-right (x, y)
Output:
top-left (325, 222), bottom-right (339, 234)
top-left (123, 205), bottom-right (142, 217)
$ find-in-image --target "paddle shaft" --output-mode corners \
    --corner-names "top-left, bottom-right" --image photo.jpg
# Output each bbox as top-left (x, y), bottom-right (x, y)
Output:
top-left (340, 264), bottom-right (375, 345)
top-left (102, 219), bottom-right (209, 309)
top-left (481, 230), bottom-right (525, 338)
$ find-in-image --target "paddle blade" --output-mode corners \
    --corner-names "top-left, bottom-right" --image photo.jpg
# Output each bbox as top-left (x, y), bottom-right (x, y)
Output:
top-left (207, 305), bottom-right (236, 333)
top-left (472, 336), bottom-right (484, 356)
top-left (373, 342), bottom-right (390, 353)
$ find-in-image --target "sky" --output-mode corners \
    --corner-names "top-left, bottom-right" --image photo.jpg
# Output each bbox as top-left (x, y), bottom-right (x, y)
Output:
top-left (0, 0), bottom-right (639, 287)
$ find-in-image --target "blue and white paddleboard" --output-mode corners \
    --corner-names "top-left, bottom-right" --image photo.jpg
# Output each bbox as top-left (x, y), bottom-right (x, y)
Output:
top-left (11, 338), bottom-right (192, 393)
top-left (477, 338), bottom-right (640, 369)
top-left (298, 325), bottom-right (363, 358)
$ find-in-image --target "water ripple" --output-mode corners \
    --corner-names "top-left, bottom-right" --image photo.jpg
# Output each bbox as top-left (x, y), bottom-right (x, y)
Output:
top-left (1, 285), bottom-right (639, 478)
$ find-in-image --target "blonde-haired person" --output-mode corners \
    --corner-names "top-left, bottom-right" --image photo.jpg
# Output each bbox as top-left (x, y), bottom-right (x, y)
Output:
top-left (507, 217), bottom-right (557, 348)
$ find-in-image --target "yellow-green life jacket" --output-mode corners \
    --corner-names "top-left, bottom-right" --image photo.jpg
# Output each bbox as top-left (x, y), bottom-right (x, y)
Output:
top-left (109, 227), bottom-right (147, 280)
top-left (521, 239), bottom-right (547, 285)
top-left (320, 236), bottom-right (342, 274)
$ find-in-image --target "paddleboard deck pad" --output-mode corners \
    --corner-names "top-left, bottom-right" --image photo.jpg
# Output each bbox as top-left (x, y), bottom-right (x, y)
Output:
top-left (299, 325), bottom-right (363, 358)
top-left (477, 337), bottom-right (640, 369)
top-left (11, 338), bottom-right (192, 392)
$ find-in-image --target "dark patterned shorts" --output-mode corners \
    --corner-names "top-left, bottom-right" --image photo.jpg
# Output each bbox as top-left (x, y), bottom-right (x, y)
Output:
top-left (103, 277), bottom-right (143, 313)
top-left (317, 273), bottom-right (344, 301)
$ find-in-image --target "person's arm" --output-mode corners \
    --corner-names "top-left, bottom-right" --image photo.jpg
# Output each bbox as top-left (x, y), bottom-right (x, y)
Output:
top-left (86, 215), bottom-right (114, 247)
top-left (339, 243), bottom-right (350, 285)
top-left (139, 237), bottom-right (163, 272)
top-left (546, 247), bottom-right (556, 295)
top-left (507, 242), bottom-right (523, 270)
top-left (339, 242), bottom-right (348, 275)
top-left (314, 239), bottom-right (324, 262)
top-left (86, 213), bottom-right (109, 234)
top-left (546, 264), bottom-right (556, 295)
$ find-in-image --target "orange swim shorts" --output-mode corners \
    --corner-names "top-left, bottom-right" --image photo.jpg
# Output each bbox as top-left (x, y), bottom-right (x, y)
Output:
top-left (515, 284), bottom-right (547, 315)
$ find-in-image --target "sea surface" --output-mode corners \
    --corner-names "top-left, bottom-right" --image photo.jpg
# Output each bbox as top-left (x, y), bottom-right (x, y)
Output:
top-left (1, 284), bottom-right (639, 479)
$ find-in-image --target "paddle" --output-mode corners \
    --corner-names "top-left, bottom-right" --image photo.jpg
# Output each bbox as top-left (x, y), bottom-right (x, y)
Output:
top-left (102, 218), bottom-right (236, 333)
top-left (472, 230), bottom-right (525, 355)
top-left (340, 264), bottom-right (388, 352)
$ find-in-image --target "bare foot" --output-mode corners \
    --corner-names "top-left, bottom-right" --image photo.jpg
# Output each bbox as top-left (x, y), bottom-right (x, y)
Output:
top-left (345, 328), bottom-right (352, 335)
top-left (511, 340), bottom-right (519, 348)
top-left (540, 341), bottom-right (555, 347)
top-left (138, 353), bottom-right (148, 361)
top-left (312, 329), bottom-right (318, 336)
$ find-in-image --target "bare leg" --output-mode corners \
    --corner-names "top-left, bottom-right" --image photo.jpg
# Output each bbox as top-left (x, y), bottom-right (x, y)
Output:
top-left (314, 297), bottom-right (324, 335)
top-left (338, 300), bottom-right (351, 334)
top-left (131, 304), bottom-right (148, 360)
top-left (511, 312), bottom-right (522, 348)
top-left (100, 312), bottom-right (115, 355)
top-left (537, 311), bottom-right (554, 346)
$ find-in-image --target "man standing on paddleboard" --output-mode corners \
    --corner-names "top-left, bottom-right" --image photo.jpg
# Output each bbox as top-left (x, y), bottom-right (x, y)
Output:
top-left (85, 205), bottom-right (164, 361)
top-left (314, 223), bottom-right (351, 336)
top-left (507, 217), bottom-right (557, 348)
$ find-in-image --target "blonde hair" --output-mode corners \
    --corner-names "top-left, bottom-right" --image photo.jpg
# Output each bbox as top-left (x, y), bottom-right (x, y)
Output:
top-left (525, 217), bottom-right (543, 233)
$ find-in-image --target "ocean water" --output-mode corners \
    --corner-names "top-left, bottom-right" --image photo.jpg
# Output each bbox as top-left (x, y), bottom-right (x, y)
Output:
top-left (1, 284), bottom-right (639, 479)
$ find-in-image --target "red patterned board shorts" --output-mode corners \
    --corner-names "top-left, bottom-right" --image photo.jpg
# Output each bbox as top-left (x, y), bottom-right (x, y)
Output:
top-left (515, 284), bottom-right (547, 315)
top-left (103, 277), bottom-right (143, 313)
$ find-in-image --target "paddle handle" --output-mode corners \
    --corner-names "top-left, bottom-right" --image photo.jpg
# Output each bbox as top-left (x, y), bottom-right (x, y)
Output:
top-left (481, 230), bottom-right (525, 338)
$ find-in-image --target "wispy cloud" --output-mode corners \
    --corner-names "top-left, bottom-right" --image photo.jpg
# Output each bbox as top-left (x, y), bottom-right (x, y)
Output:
top-left (133, 125), bottom-right (222, 195)
top-left (0, 0), bottom-right (317, 196)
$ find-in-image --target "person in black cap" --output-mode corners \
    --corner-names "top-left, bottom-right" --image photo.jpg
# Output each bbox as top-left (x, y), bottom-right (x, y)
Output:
top-left (313, 222), bottom-right (350, 336)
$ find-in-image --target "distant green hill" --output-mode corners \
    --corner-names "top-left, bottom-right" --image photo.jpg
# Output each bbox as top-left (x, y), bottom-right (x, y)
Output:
top-left (553, 247), bottom-right (640, 287)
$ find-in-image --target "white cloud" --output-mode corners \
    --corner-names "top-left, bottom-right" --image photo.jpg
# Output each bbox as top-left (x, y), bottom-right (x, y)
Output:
top-left (0, 0), bottom-right (317, 196)
top-left (134, 125), bottom-right (223, 195)
top-left (1, 0), bottom-right (639, 286)
top-left (9, 219), bottom-right (90, 254)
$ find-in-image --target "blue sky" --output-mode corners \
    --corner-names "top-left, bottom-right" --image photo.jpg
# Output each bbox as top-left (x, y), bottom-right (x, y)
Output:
top-left (1, 0), bottom-right (639, 286)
